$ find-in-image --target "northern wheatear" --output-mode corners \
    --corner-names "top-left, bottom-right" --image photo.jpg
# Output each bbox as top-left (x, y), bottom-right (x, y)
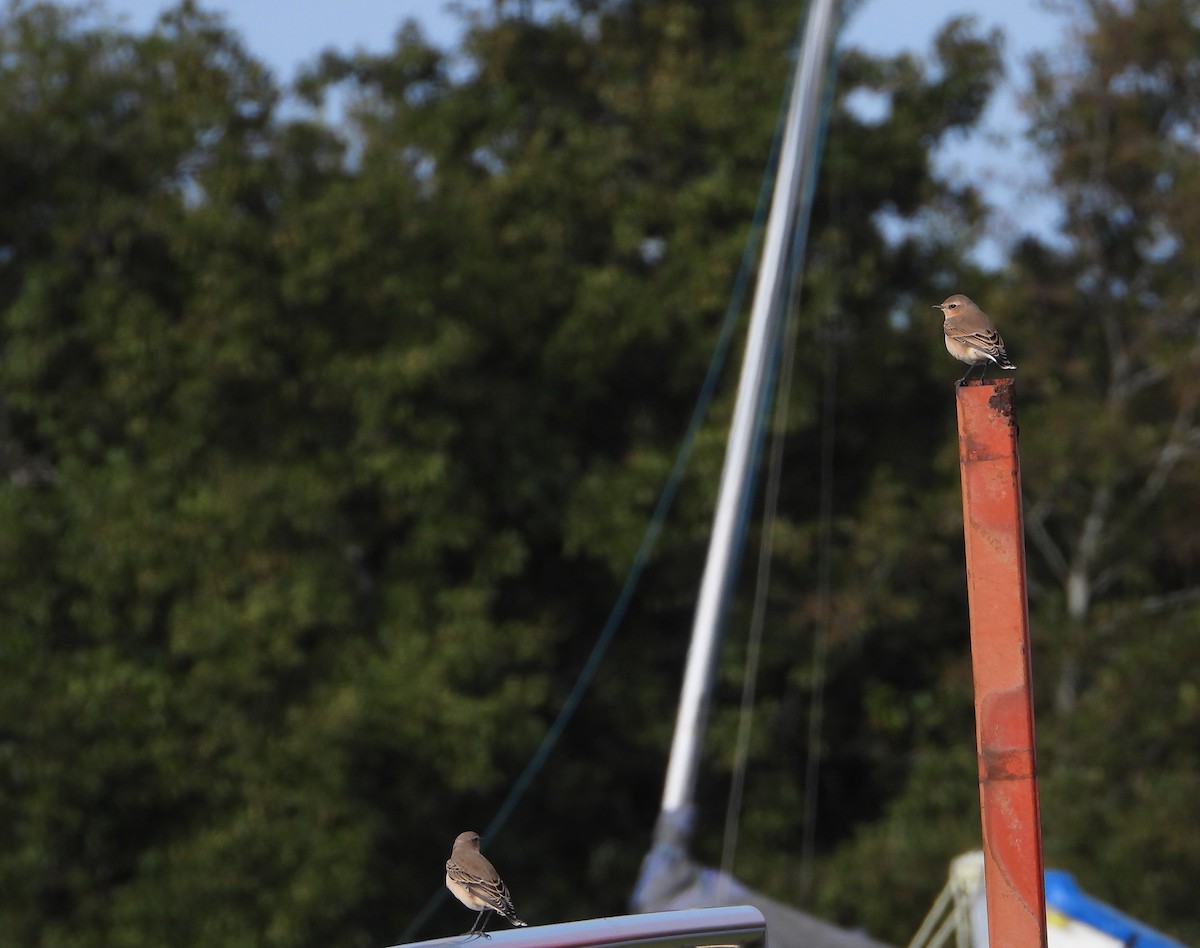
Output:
top-left (445, 831), bottom-right (528, 937)
top-left (934, 294), bottom-right (1015, 383)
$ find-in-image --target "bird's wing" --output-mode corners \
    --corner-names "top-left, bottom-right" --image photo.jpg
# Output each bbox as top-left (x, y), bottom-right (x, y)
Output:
top-left (946, 321), bottom-right (1010, 362)
top-left (446, 860), bottom-right (514, 912)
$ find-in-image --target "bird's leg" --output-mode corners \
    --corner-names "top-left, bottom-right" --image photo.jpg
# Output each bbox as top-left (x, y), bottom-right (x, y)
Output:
top-left (964, 363), bottom-right (985, 384)
top-left (464, 912), bottom-right (493, 940)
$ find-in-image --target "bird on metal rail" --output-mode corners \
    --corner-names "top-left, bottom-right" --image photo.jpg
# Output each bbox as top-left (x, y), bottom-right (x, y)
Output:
top-left (446, 831), bottom-right (528, 938)
top-left (934, 294), bottom-right (1015, 383)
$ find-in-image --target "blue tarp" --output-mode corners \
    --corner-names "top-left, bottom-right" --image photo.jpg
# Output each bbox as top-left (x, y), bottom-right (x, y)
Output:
top-left (1044, 870), bottom-right (1189, 948)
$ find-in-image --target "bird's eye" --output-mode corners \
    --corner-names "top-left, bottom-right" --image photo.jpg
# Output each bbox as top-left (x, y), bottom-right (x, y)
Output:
top-left (949, 303), bottom-right (957, 308)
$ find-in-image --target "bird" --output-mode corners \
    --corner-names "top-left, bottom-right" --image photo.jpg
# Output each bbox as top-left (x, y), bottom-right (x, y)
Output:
top-left (933, 294), bottom-right (1016, 383)
top-left (445, 831), bottom-right (528, 938)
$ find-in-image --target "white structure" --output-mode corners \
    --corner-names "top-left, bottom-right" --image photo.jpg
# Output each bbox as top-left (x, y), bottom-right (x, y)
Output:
top-left (909, 852), bottom-right (1185, 948)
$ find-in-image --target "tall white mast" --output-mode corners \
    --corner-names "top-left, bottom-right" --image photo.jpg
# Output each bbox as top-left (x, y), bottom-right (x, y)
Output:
top-left (657, 0), bottom-right (841, 834)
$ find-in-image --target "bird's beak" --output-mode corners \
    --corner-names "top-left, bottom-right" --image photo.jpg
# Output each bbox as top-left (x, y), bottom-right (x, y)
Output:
top-left (932, 304), bottom-right (944, 312)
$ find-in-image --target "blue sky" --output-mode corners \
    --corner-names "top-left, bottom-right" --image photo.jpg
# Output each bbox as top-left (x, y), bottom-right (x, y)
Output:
top-left (107, 0), bottom-right (1064, 74)
top-left (107, 0), bottom-right (1069, 261)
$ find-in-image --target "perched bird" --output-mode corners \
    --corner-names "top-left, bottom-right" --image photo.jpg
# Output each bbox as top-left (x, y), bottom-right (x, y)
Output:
top-left (445, 831), bottom-right (528, 937)
top-left (934, 294), bottom-right (1016, 383)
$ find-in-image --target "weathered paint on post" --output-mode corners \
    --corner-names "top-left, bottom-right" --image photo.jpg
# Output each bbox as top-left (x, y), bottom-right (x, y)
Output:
top-left (955, 377), bottom-right (1048, 948)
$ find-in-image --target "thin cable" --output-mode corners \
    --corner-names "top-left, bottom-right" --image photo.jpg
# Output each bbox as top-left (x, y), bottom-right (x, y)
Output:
top-left (797, 307), bottom-right (836, 903)
top-left (717, 254), bottom-right (805, 896)
top-left (400, 74), bottom-right (793, 944)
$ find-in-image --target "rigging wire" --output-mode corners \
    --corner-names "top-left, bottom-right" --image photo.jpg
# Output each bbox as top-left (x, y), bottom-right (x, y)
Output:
top-left (797, 111), bottom-right (843, 901)
top-left (400, 65), bottom-right (796, 942)
top-left (798, 298), bottom-right (838, 903)
top-left (717, 246), bottom-right (805, 897)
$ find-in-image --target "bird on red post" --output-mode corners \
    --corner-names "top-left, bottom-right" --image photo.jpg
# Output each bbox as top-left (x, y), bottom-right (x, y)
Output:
top-left (935, 294), bottom-right (1015, 383)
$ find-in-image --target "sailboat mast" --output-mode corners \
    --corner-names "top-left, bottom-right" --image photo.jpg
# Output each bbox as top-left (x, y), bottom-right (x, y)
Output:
top-left (658, 0), bottom-right (840, 829)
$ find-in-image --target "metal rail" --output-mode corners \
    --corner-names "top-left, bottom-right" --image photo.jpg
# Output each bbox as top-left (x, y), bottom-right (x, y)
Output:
top-left (391, 905), bottom-right (767, 948)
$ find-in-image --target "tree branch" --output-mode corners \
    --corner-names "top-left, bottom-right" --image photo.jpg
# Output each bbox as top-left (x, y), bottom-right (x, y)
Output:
top-left (1093, 586), bottom-right (1200, 638)
top-left (1025, 489), bottom-right (1069, 581)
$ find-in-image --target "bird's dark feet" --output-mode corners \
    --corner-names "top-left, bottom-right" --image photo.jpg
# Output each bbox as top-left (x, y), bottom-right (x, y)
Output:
top-left (464, 911), bottom-right (492, 939)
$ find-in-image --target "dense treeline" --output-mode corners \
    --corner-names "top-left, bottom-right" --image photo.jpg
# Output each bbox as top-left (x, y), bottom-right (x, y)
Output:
top-left (0, 0), bottom-right (1196, 946)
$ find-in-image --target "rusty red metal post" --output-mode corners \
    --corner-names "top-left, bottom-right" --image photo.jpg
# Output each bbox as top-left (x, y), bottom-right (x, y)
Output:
top-left (955, 378), bottom-right (1048, 948)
